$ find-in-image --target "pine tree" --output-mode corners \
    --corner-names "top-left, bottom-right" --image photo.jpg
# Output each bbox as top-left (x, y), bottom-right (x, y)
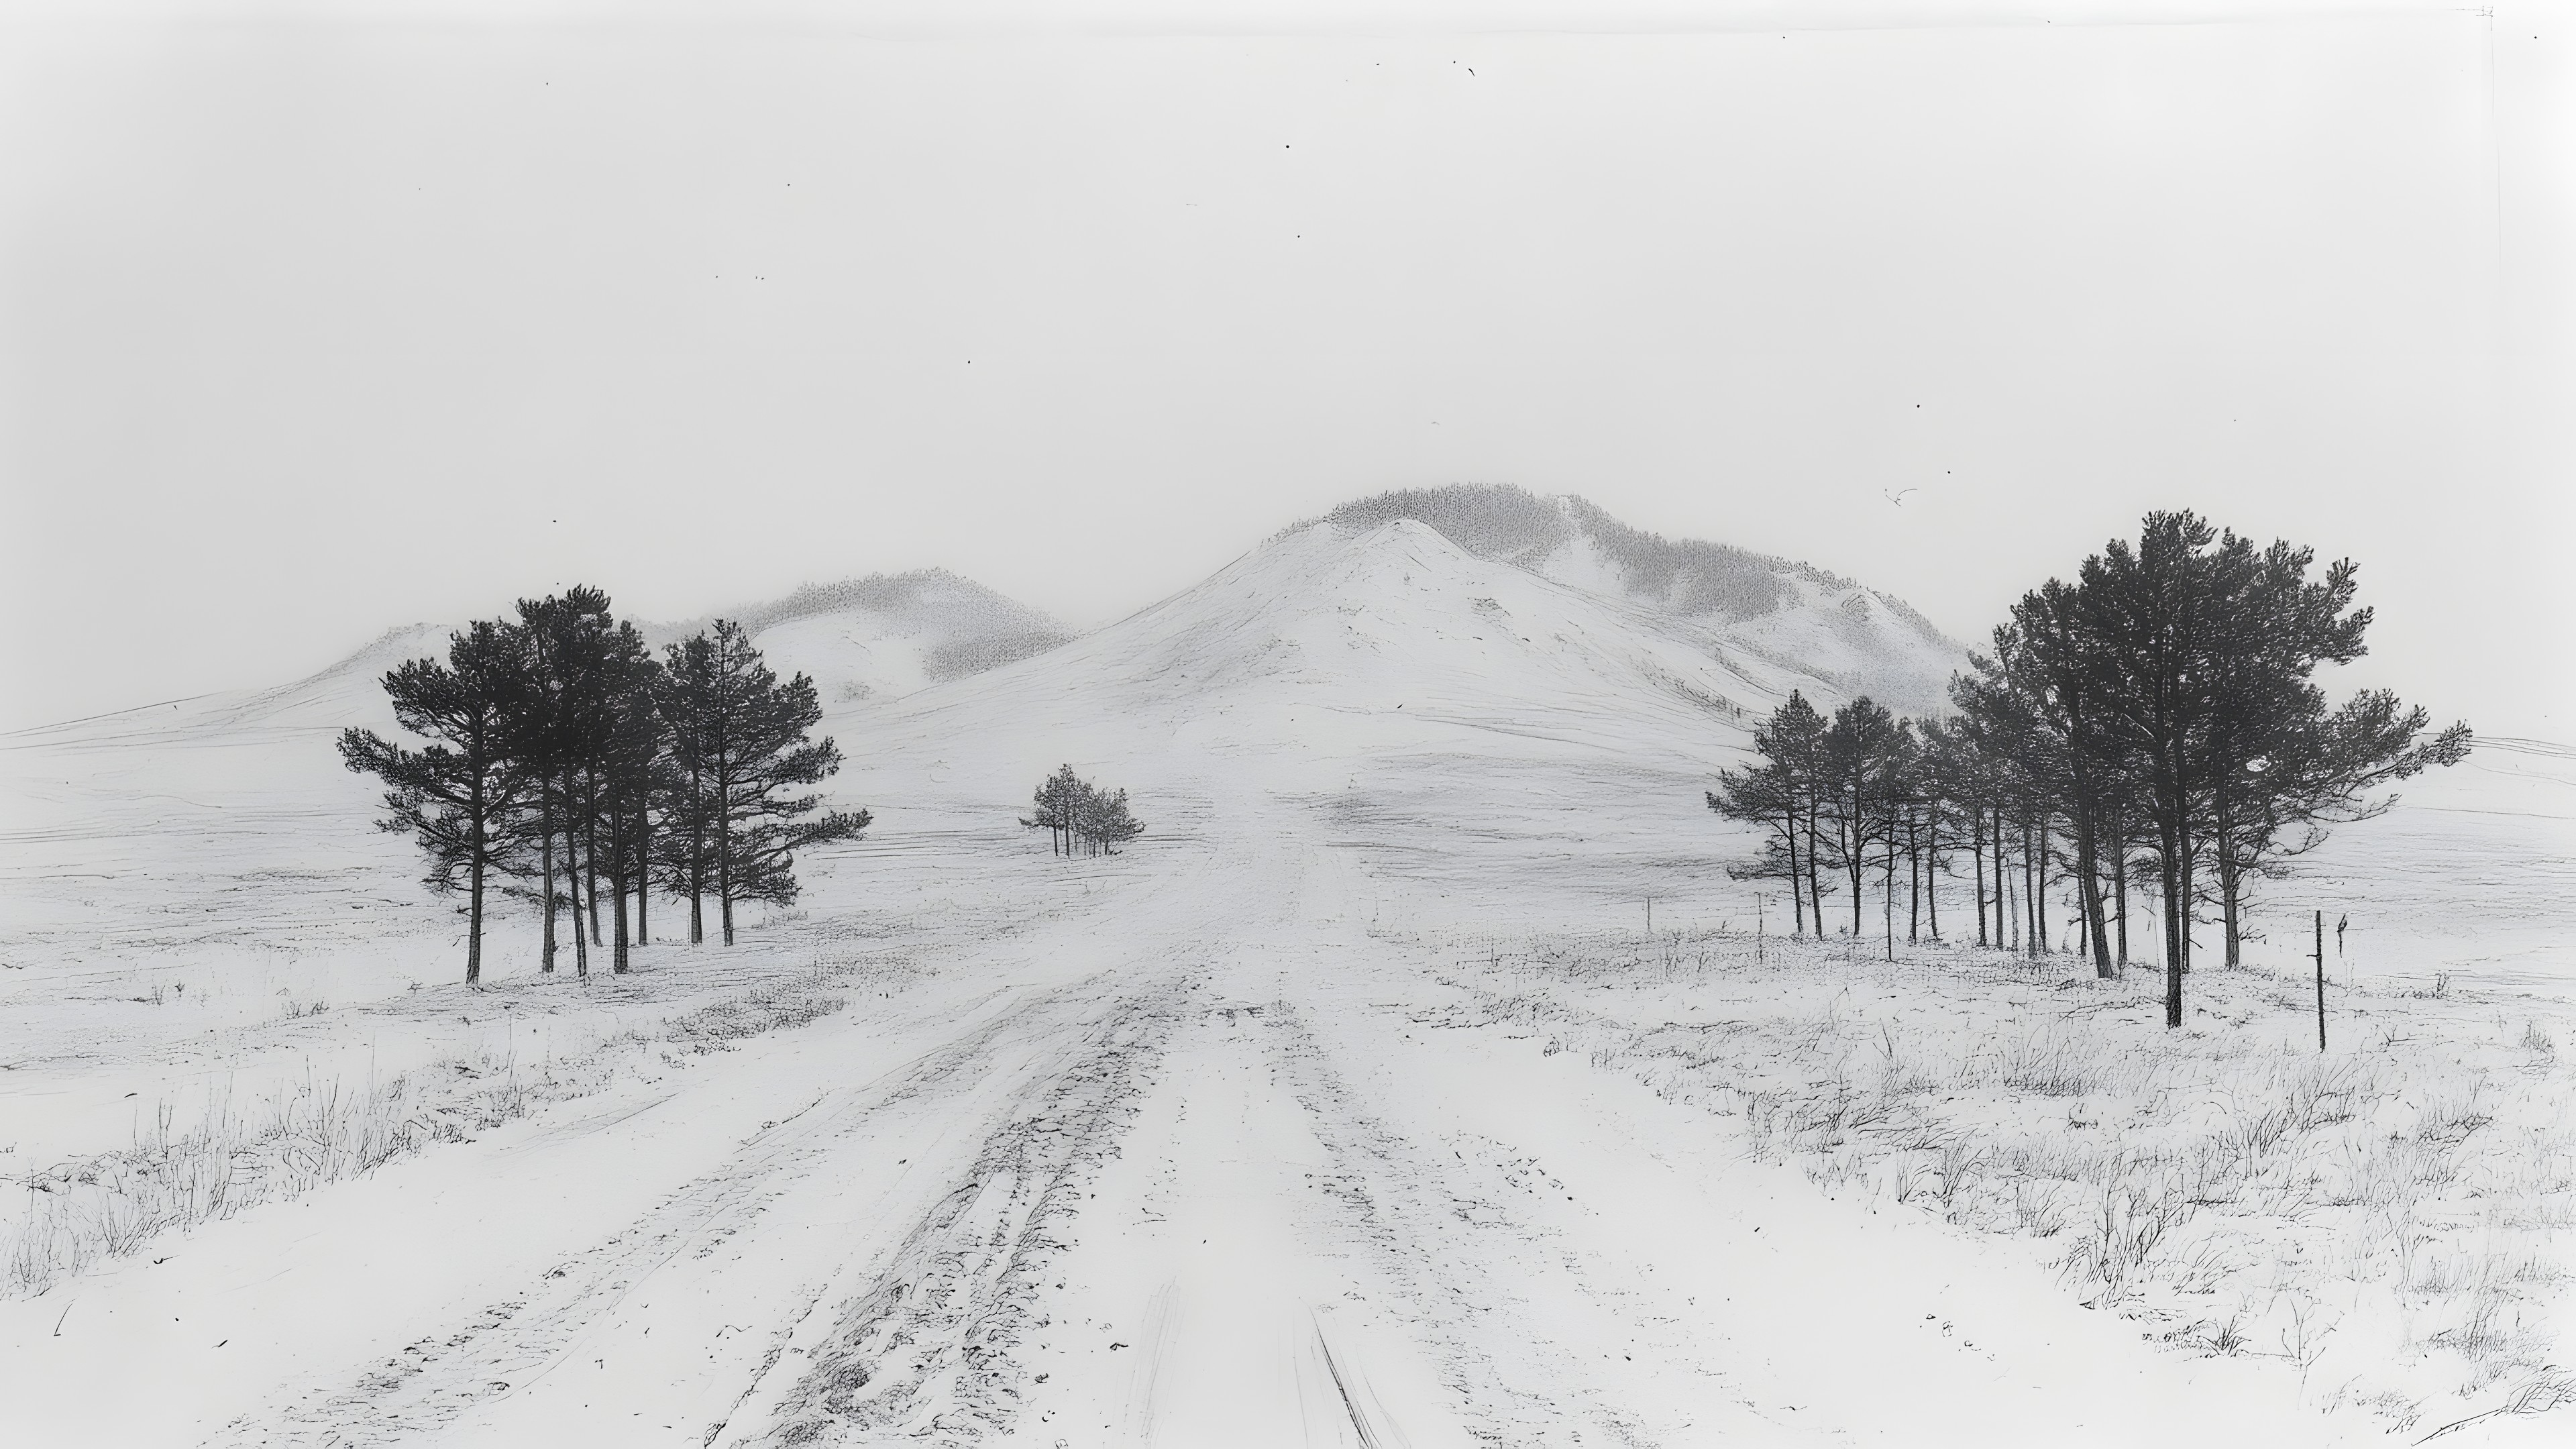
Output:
top-left (2198, 543), bottom-right (2471, 965)
top-left (505, 588), bottom-right (626, 978)
top-left (594, 631), bottom-right (663, 974)
top-left (1708, 693), bottom-right (1823, 935)
top-left (655, 632), bottom-right (720, 944)
top-left (1023, 765), bottom-right (1144, 857)
top-left (1024, 765), bottom-right (1085, 857)
top-left (1815, 698), bottom-right (1906, 938)
top-left (1951, 581), bottom-right (2133, 977)
top-left (692, 620), bottom-right (869, 943)
top-left (337, 621), bottom-right (531, 983)
top-left (1077, 785), bottom-right (1145, 855)
top-left (2069, 513), bottom-right (2471, 1025)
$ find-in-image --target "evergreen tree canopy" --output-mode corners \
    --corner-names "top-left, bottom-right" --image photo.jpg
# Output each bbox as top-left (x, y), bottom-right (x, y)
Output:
top-left (1022, 763), bottom-right (1146, 857)
top-left (336, 620), bottom-right (533, 983)
top-left (1701, 510), bottom-right (2466, 1025)
top-left (343, 590), bottom-right (875, 975)
top-left (682, 619), bottom-right (870, 943)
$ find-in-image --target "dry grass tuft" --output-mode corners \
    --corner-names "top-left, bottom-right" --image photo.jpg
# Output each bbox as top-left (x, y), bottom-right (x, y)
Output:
top-left (1444, 924), bottom-right (2576, 1431)
top-left (3, 972), bottom-right (854, 1299)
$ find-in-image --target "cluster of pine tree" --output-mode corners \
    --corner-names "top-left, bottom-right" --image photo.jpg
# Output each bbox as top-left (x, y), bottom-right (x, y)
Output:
top-left (1021, 765), bottom-right (1146, 857)
top-left (1709, 511), bottom-right (2469, 1028)
top-left (339, 588), bottom-right (869, 982)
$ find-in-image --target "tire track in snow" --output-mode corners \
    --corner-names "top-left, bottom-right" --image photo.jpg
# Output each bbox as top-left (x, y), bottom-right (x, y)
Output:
top-left (1262, 994), bottom-right (1770, 1448)
top-left (1258, 998), bottom-right (1627, 1446)
top-left (998, 991), bottom-right (1483, 1449)
top-left (201, 969), bottom-right (1176, 1449)
top-left (727, 974), bottom-right (1197, 1447)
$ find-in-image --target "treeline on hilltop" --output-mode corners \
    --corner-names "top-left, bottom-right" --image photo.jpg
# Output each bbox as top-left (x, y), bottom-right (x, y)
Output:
top-left (339, 587), bottom-right (869, 983)
top-left (1022, 765), bottom-right (1145, 857)
top-left (1709, 511), bottom-right (2469, 1029)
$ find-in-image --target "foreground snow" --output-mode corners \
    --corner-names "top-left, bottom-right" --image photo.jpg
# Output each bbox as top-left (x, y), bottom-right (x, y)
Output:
top-left (7, 820), bottom-right (2565, 1447)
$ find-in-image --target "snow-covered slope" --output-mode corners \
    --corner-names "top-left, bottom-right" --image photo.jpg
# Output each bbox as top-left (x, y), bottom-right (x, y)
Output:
top-left (837, 517), bottom-right (1914, 922)
top-left (870, 517), bottom-right (1803, 759)
top-left (1317, 485), bottom-right (1964, 714)
top-left (659, 570), bottom-right (1075, 708)
top-left (2, 571), bottom-right (1073, 762)
top-left (0, 569), bottom-right (1075, 973)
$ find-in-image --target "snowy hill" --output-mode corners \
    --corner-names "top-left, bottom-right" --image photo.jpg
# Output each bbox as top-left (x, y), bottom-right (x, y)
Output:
top-left (837, 516), bottom-right (1927, 921)
top-left (874, 516), bottom-right (1812, 752)
top-left (0, 568), bottom-right (1076, 945)
top-left (1, 571), bottom-right (1075, 760)
top-left (655, 570), bottom-right (1075, 708)
top-left (1316, 486), bottom-right (1963, 714)
top-left (859, 506), bottom-right (1961, 782)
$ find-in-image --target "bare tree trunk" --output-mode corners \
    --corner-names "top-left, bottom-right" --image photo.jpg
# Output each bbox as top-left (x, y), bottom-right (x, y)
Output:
top-left (2039, 821), bottom-right (2053, 955)
top-left (2221, 864), bottom-right (2241, 967)
top-left (1978, 804), bottom-right (1998, 943)
top-left (1792, 809), bottom-right (1807, 936)
top-left (718, 824), bottom-right (735, 947)
top-left (1805, 805), bottom-right (1825, 938)
top-left (611, 843), bottom-right (631, 975)
top-left (2161, 828), bottom-right (2185, 1028)
top-left (688, 817), bottom-right (705, 945)
top-left (584, 772), bottom-right (604, 949)
top-left (2218, 820), bottom-right (2244, 968)
top-left (2006, 826), bottom-right (2021, 952)
top-left (2160, 737), bottom-right (2193, 1024)
top-left (566, 781), bottom-right (589, 980)
top-left (539, 786), bottom-right (557, 974)
top-left (2078, 818), bottom-right (2113, 978)
top-left (1994, 808), bottom-right (2009, 947)
top-left (1847, 791), bottom-right (1866, 937)
top-left (2178, 836), bottom-right (2194, 977)
top-left (1786, 801), bottom-right (1806, 936)
top-left (466, 847), bottom-right (484, 985)
top-left (2022, 818), bottom-right (2039, 957)
top-left (688, 755), bottom-right (706, 945)
top-left (2113, 823), bottom-right (2130, 967)
top-left (1882, 837), bottom-right (1895, 961)
top-left (635, 812), bottom-right (649, 948)
top-left (1906, 812), bottom-right (1920, 943)
top-left (632, 800), bottom-right (649, 948)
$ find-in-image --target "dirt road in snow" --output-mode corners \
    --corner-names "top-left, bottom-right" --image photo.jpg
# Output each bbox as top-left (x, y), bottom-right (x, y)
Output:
top-left (6, 841), bottom-right (2341, 1448)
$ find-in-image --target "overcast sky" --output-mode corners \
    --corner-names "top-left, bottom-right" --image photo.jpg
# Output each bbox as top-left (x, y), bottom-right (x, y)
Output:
top-left (4, 0), bottom-right (2569, 736)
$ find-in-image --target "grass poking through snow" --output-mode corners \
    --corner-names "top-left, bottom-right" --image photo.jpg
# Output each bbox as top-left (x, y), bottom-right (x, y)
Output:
top-left (1429, 926), bottom-right (2576, 1436)
top-left (3, 965), bottom-right (865, 1299)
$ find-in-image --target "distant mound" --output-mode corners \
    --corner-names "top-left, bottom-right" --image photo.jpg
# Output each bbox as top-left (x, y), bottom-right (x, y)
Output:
top-left (4, 570), bottom-right (1077, 754)
top-left (1307, 486), bottom-right (1960, 713)
top-left (663, 570), bottom-right (1077, 705)
top-left (875, 508), bottom-right (1968, 810)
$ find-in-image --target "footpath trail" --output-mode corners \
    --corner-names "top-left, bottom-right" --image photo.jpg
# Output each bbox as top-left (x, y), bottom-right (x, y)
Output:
top-left (4, 830), bottom-right (2345, 1448)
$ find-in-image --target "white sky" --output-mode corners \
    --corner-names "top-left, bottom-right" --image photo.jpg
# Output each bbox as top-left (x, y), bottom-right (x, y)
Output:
top-left (3, 0), bottom-right (2570, 735)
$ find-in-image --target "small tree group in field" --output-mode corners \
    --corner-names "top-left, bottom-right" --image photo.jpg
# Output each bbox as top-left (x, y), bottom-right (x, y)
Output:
top-left (339, 589), bottom-right (870, 983)
top-left (1022, 765), bottom-right (1145, 857)
top-left (1709, 511), bottom-right (2469, 1029)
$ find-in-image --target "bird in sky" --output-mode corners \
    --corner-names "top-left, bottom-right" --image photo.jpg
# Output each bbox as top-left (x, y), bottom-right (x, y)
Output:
top-left (1883, 487), bottom-right (1918, 507)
